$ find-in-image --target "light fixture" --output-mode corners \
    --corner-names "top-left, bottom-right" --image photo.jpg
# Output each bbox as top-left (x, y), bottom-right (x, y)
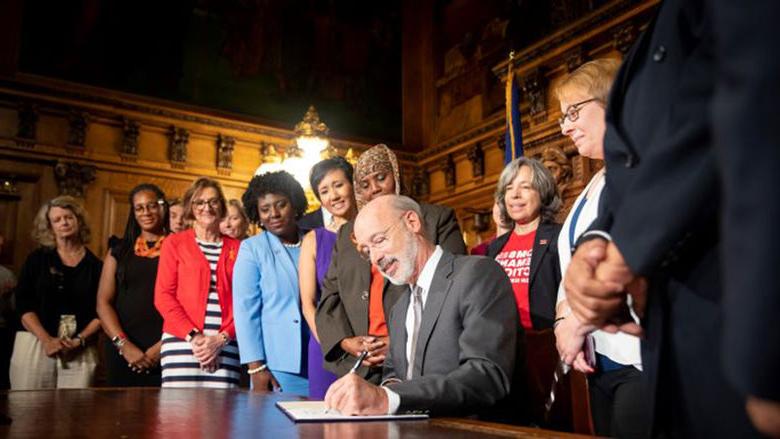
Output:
top-left (286, 105), bottom-right (330, 190)
top-left (255, 142), bottom-right (284, 175)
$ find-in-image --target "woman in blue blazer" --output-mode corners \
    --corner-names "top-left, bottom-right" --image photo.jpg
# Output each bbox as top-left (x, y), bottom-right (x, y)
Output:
top-left (233, 171), bottom-right (310, 395)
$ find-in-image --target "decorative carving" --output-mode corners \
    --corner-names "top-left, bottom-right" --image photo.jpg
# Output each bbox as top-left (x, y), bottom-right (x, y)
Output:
top-left (497, 133), bottom-right (506, 153)
top-left (612, 22), bottom-right (637, 55)
top-left (440, 155), bottom-right (456, 188)
top-left (53, 161), bottom-right (96, 198)
top-left (168, 126), bottom-right (189, 167)
top-left (466, 142), bottom-right (485, 178)
top-left (412, 168), bottom-right (430, 198)
top-left (216, 134), bottom-right (236, 170)
top-left (16, 103), bottom-right (38, 145)
top-left (564, 46), bottom-right (586, 72)
top-left (67, 111), bottom-right (90, 147)
top-left (520, 69), bottom-right (548, 117)
top-left (541, 145), bottom-right (573, 194)
top-left (0, 177), bottom-right (20, 199)
top-left (121, 118), bottom-right (140, 156)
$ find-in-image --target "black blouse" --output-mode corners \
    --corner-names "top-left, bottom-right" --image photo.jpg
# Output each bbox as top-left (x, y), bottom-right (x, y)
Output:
top-left (15, 247), bottom-right (102, 336)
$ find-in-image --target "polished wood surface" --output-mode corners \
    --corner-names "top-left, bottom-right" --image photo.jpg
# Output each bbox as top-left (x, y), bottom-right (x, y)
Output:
top-left (0, 388), bottom-right (596, 438)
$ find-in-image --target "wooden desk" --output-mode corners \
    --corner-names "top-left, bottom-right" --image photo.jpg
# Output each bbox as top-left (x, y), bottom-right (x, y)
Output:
top-left (0, 388), bottom-right (595, 438)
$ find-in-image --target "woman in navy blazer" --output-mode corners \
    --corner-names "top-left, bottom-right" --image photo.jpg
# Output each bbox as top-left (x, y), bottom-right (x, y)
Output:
top-left (233, 171), bottom-right (310, 395)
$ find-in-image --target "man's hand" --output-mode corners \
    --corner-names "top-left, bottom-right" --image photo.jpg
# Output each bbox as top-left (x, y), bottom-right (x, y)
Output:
top-left (324, 373), bottom-right (389, 416)
top-left (564, 239), bottom-right (624, 327)
top-left (596, 242), bottom-right (645, 336)
top-left (746, 396), bottom-right (780, 438)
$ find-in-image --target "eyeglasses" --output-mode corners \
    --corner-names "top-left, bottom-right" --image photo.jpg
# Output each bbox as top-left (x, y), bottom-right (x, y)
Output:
top-left (557, 98), bottom-right (599, 126)
top-left (357, 216), bottom-right (405, 262)
top-left (133, 200), bottom-right (164, 214)
top-left (192, 198), bottom-right (221, 210)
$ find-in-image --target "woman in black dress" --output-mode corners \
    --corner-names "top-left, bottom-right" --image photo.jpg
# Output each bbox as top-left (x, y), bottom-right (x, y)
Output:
top-left (96, 184), bottom-right (168, 386)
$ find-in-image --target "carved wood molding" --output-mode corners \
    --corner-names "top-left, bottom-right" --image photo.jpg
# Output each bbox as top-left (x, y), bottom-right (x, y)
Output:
top-left (465, 142), bottom-right (485, 178)
top-left (216, 133), bottom-right (236, 174)
top-left (54, 161), bottom-right (96, 197)
top-left (121, 118), bottom-right (140, 157)
top-left (168, 126), bottom-right (189, 168)
top-left (67, 110), bottom-right (89, 148)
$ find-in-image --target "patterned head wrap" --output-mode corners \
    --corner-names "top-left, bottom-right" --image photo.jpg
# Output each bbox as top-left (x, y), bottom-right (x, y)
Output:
top-left (353, 144), bottom-right (401, 210)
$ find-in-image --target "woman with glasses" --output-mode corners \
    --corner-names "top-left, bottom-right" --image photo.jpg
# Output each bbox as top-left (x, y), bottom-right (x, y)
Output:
top-left (233, 171), bottom-right (310, 395)
top-left (154, 177), bottom-right (241, 388)
top-left (10, 196), bottom-right (102, 389)
top-left (298, 157), bottom-right (357, 398)
top-left (486, 157), bottom-right (562, 330)
top-left (96, 184), bottom-right (168, 386)
top-left (552, 58), bottom-right (646, 438)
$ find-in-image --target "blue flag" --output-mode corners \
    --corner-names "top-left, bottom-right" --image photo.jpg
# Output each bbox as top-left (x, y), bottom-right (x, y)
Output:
top-left (504, 56), bottom-right (523, 164)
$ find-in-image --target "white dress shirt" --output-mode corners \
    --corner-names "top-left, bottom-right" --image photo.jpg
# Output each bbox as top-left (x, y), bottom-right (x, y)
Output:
top-left (556, 171), bottom-right (642, 370)
top-left (383, 245), bottom-right (443, 414)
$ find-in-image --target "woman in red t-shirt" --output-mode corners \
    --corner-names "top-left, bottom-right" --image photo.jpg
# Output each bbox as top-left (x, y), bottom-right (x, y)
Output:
top-left (486, 158), bottom-right (562, 330)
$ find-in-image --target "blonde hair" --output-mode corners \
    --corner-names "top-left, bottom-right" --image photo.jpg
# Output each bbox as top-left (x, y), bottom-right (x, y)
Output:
top-left (182, 177), bottom-right (228, 222)
top-left (32, 195), bottom-right (92, 247)
top-left (554, 58), bottom-right (621, 104)
top-left (226, 199), bottom-right (250, 239)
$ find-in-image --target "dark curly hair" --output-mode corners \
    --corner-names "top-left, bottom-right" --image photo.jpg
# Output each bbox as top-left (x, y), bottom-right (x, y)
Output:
top-left (242, 171), bottom-right (308, 226)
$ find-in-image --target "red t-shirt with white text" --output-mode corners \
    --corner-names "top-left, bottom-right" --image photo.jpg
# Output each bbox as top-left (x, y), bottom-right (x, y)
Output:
top-left (494, 230), bottom-right (536, 329)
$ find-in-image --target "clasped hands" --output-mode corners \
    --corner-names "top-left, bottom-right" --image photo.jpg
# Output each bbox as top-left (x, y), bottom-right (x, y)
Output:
top-left (340, 335), bottom-right (388, 367)
top-left (120, 342), bottom-right (160, 374)
top-left (190, 334), bottom-right (224, 373)
top-left (557, 238), bottom-right (646, 371)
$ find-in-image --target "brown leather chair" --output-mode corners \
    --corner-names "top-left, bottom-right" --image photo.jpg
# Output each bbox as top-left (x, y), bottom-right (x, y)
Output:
top-left (523, 329), bottom-right (594, 435)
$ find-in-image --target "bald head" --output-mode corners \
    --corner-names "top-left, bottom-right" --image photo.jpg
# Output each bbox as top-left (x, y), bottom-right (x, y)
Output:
top-left (354, 195), bottom-right (432, 285)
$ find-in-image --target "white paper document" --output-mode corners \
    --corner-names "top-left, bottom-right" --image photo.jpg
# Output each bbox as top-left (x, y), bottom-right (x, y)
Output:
top-left (276, 401), bottom-right (429, 423)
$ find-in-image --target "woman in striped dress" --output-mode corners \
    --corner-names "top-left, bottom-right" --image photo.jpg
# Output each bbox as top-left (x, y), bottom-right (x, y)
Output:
top-left (154, 177), bottom-right (242, 388)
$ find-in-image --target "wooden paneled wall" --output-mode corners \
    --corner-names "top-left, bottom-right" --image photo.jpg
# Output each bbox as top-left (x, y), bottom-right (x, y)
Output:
top-left (408, 0), bottom-right (659, 250)
top-left (0, 75), bottom-right (375, 273)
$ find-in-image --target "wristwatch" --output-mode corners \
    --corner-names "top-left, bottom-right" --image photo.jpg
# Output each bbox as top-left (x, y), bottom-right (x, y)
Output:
top-left (185, 328), bottom-right (201, 342)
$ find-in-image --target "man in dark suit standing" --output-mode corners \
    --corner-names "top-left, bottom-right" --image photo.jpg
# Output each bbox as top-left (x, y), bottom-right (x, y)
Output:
top-left (563, 0), bottom-right (780, 437)
top-left (324, 195), bottom-right (517, 416)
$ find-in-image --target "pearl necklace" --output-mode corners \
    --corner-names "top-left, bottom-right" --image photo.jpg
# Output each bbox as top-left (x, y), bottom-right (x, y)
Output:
top-left (282, 240), bottom-right (301, 248)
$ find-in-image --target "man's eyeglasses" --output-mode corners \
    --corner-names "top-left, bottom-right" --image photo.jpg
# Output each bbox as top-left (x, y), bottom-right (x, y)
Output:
top-left (557, 98), bottom-right (598, 126)
top-left (192, 198), bottom-right (221, 210)
top-left (357, 216), bottom-right (406, 262)
top-left (133, 200), bottom-right (164, 214)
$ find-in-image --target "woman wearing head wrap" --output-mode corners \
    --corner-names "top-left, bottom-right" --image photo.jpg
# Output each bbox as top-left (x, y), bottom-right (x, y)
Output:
top-left (315, 144), bottom-right (466, 383)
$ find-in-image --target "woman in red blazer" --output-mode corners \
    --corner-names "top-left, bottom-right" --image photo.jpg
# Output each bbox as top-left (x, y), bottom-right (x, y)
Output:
top-left (154, 177), bottom-right (241, 388)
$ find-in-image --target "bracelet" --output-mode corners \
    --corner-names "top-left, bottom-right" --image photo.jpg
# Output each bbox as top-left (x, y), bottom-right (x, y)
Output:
top-left (553, 317), bottom-right (566, 328)
top-left (247, 364), bottom-right (268, 375)
top-left (73, 334), bottom-right (85, 348)
top-left (111, 333), bottom-right (128, 350)
top-left (219, 332), bottom-right (229, 346)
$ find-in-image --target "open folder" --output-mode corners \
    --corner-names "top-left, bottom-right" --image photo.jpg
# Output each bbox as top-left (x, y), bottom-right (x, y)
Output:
top-left (276, 401), bottom-right (429, 422)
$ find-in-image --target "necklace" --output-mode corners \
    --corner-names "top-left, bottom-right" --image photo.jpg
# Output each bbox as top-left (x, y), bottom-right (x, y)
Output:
top-left (135, 235), bottom-right (166, 258)
top-left (282, 239), bottom-right (301, 248)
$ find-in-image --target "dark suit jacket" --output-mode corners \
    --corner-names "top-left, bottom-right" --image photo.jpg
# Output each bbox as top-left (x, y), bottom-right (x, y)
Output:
top-left (585, 0), bottom-right (767, 435)
top-left (297, 209), bottom-right (324, 233)
top-left (486, 222), bottom-right (562, 329)
top-left (315, 202), bottom-right (467, 381)
top-left (382, 251), bottom-right (518, 416)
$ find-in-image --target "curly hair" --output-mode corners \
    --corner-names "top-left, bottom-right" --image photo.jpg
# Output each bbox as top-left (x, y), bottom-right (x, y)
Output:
top-left (32, 196), bottom-right (92, 247)
top-left (242, 171), bottom-right (308, 226)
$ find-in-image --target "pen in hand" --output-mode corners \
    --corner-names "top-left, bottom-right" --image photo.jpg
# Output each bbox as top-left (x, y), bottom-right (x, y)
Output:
top-left (349, 350), bottom-right (369, 374)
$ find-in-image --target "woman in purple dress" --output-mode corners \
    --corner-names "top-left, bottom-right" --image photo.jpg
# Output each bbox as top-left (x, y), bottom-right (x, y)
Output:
top-left (298, 157), bottom-right (357, 399)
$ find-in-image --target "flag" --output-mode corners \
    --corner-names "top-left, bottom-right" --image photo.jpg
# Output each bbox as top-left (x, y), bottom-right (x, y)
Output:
top-left (505, 53), bottom-right (523, 164)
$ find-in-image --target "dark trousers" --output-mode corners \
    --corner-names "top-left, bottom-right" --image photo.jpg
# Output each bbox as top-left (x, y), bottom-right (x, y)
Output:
top-left (588, 366), bottom-right (649, 438)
